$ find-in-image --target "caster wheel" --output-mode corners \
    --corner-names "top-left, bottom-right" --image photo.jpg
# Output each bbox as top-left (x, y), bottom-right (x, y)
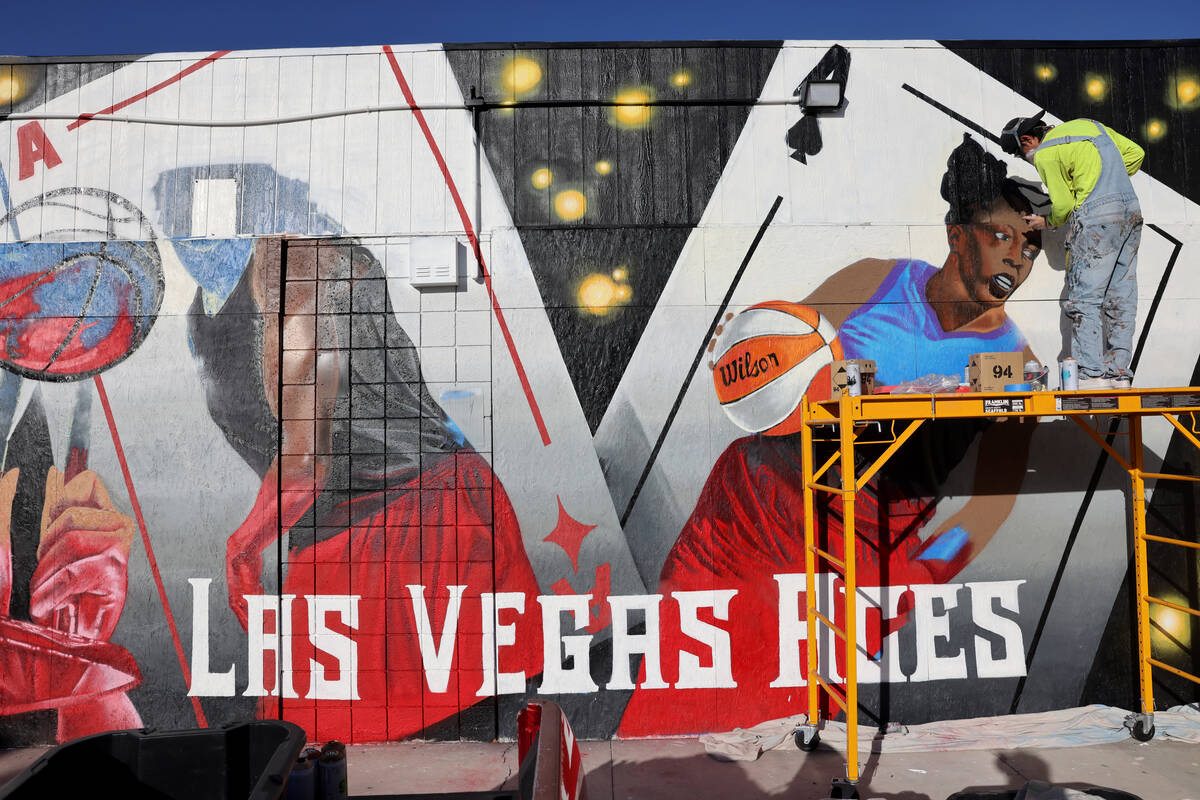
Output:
top-left (830, 779), bottom-right (859, 799)
top-left (794, 730), bottom-right (820, 751)
top-left (1130, 720), bottom-right (1155, 742)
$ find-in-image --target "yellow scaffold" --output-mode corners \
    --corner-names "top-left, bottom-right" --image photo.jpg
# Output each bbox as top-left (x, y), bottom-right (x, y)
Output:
top-left (793, 387), bottom-right (1200, 798)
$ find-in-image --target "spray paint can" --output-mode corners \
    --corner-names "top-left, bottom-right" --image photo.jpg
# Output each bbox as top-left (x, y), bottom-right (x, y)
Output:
top-left (1060, 358), bottom-right (1079, 391)
top-left (318, 741), bottom-right (348, 800)
top-left (285, 748), bottom-right (320, 800)
top-left (844, 362), bottom-right (861, 397)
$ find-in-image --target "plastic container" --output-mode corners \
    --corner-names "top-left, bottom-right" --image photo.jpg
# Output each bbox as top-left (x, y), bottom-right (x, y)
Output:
top-left (0, 721), bottom-right (305, 800)
top-left (1004, 383), bottom-right (1032, 392)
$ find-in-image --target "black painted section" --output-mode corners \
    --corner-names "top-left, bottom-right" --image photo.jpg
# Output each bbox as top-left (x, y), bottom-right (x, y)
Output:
top-left (445, 44), bottom-right (781, 431)
top-left (941, 42), bottom-right (1200, 206)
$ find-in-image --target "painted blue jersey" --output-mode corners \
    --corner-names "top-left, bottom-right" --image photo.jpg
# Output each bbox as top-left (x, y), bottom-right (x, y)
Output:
top-left (837, 259), bottom-right (1027, 386)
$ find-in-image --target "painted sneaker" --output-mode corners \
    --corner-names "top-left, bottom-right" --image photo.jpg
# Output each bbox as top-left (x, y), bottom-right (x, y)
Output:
top-left (1078, 377), bottom-right (1115, 390)
top-left (1113, 376), bottom-right (1133, 390)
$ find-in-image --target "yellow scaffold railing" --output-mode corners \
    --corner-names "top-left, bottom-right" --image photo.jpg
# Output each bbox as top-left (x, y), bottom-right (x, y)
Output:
top-left (793, 387), bottom-right (1200, 798)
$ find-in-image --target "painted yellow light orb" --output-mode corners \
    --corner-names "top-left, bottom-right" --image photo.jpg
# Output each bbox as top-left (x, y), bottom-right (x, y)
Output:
top-left (1084, 74), bottom-right (1108, 101)
top-left (1034, 64), bottom-right (1057, 82)
top-left (611, 266), bottom-right (628, 282)
top-left (554, 189), bottom-right (587, 221)
top-left (612, 87), bottom-right (654, 128)
top-left (671, 70), bottom-right (692, 88)
top-left (594, 159), bottom-right (613, 176)
top-left (0, 73), bottom-right (24, 105)
top-left (614, 284), bottom-right (632, 303)
top-left (501, 56), bottom-right (543, 97)
top-left (1173, 77), bottom-right (1200, 109)
top-left (1150, 592), bottom-right (1191, 650)
top-left (531, 168), bottom-right (553, 190)
top-left (1144, 119), bottom-right (1167, 142)
top-left (579, 273), bottom-right (617, 315)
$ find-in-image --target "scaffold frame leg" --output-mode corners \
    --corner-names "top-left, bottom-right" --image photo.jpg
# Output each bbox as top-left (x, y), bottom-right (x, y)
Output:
top-left (801, 395), bottom-right (821, 739)
top-left (838, 393), bottom-right (859, 784)
top-left (1129, 415), bottom-right (1156, 730)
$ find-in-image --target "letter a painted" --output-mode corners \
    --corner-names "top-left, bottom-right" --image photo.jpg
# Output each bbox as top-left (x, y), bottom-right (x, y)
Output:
top-left (17, 122), bottom-right (62, 180)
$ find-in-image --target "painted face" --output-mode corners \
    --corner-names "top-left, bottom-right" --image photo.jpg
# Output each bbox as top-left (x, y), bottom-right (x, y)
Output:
top-left (957, 202), bottom-right (1041, 305)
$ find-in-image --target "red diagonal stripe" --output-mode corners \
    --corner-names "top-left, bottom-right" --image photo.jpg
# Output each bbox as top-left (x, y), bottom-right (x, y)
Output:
top-left (382, 44), bottom-right (551, 447)
top-left (68, 50), bottom-right (231, 131)
top-left (94, 375), bottom-right (207, 727)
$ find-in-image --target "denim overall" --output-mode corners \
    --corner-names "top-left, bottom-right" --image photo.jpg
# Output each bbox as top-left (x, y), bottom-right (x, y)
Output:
top-left (1036, 121), bottom-right (1143, 380)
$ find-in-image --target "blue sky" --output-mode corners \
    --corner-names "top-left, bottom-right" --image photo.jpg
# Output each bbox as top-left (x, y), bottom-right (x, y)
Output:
top-left (2, 0), bottom-right (1199, 57)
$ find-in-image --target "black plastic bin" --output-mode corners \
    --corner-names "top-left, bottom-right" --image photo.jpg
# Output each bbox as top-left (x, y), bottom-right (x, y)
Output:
top-left (0, 720), bottom-right (306, 800)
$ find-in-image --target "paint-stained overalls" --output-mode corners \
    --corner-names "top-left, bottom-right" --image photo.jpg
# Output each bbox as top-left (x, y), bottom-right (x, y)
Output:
top-left (1037, 122), bottom-right (1143, 381)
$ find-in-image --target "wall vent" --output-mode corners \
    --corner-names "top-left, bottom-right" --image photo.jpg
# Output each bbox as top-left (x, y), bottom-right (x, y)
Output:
top-left (409, 236), bottom-right (463, 288)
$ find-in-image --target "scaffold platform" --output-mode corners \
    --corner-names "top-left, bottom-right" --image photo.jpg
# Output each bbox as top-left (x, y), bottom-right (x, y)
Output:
top-left (794, 387), bottom-right (1200, 798)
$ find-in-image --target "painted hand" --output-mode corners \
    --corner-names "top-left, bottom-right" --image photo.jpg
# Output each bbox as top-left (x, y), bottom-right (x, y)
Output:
top-left (29, 467), bottom-right (135, 642)
top-left (1023, 214), bottom-right (1047, 231)
top-left (226, 524), bottom-right (264, 631)
top-left (706, 312), bottom-right (735, 369)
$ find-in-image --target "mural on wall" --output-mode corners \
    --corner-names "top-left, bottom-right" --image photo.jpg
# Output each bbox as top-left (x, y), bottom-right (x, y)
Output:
top-left (0, 39), bottom-right (1197, 746)
top-left (619, 133), bottom-right (1047, 734)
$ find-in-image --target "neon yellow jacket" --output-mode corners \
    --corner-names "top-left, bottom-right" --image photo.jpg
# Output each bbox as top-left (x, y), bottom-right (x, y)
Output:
top-left (1032, 119), bottom-right (1144, 227)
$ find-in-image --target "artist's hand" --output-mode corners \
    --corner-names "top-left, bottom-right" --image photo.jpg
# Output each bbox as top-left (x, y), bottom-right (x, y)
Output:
top-left (29, 467), bottom-right (135, 642)
top-left (706, 312), bottom-right (735, 370)
top-left (1023, 214), bottom-right (1047, 231)
top-left (226, 520), bottom-right (265, 631)
top-left (0, 469), bottom-right (20, 617)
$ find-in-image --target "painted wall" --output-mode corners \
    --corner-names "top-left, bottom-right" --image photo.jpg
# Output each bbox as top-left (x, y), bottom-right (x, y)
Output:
top-left (0, 40), bottom-right (1197, 745)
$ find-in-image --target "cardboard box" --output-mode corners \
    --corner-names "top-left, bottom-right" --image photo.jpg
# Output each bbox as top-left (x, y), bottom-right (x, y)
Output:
top-left (831, 359), bottom-right (877, 398)
top-left (968, 352), bottom-right (1024, 392)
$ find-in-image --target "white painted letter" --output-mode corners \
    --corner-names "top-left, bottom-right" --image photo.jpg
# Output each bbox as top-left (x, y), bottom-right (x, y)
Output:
top-left (477, 591), bottom-right (527, 697)
top-left (306, 594), bottom-right (360, 701)
top-left (771, 573), bottom-right (807, 688)
top-left (911, 583), bottom-right (967, 682)
top-left (187, 578), bottom-right (236, 697)
top-left (966, 580), bottom-right (1027, 678)
top-left (607, 594), bottom-right (667, 690)
top-left (537, 594), bottom-right (598, 694)
top-left (854, 584), bottom-right (910, 685)
top-left (407, 584), bottom-right (466, 694)
top-left (243, 594), bottom-right (297, 698)
top-left (674, 589), bottom-right (737, 689)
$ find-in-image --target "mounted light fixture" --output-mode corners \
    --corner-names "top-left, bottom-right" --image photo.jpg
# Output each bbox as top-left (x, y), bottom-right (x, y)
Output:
top-left (800, 79), bottom-right (845, 113)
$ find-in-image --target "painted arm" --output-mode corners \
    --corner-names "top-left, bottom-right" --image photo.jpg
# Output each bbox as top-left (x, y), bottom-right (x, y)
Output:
top-left (800, 258), bottom-right (895, 329)
top-left (914, 413), bottom-right (1035, 583)
top-left (226, 245), bottom-right (340, 629)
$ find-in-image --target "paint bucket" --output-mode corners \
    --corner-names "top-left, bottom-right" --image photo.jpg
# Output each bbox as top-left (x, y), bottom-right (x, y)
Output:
top-left (1024, 360), bottom-right (1048, 391)
top-left (317, 741), bottom-right (348, 800)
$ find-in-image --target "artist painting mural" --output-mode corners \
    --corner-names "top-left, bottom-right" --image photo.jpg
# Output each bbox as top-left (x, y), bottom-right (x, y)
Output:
top-left (0, 40), bottom-right (1197, 745)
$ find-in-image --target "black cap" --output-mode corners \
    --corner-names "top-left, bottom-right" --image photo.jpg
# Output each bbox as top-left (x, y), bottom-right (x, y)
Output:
top-left (998, 111), bottom-right (1047, 156)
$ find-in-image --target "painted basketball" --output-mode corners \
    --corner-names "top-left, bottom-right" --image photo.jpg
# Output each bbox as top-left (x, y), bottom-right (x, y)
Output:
top-left (0, 240), bottom-right (164, 382)
top-left (712, 301), bottom-right (843, 436)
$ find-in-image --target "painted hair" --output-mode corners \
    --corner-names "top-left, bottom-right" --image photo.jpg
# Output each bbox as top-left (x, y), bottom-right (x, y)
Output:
top-left (941, 134), bottom-right (1036, 224)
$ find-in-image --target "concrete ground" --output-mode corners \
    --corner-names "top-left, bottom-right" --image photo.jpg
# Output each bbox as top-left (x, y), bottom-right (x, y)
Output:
top-left (9, 734), bottom-right (1200, 796)
top-left (2, 733), bottom-right (1198, 799)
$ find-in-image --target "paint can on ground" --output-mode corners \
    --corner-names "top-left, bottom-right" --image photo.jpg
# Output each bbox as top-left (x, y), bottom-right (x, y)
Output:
top-left (1060, 358), bottom-right (1079, 391)
top-left (318, 741), bottom-right (348, 800)
top-left (844, 363), bottom-right (861, 396)
top-left (286, 748), bottom-right (321, 800)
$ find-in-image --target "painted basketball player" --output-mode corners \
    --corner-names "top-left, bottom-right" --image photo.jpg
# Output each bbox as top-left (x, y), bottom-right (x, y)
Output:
top-left (618, 134), bottom-right (1045, 735)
